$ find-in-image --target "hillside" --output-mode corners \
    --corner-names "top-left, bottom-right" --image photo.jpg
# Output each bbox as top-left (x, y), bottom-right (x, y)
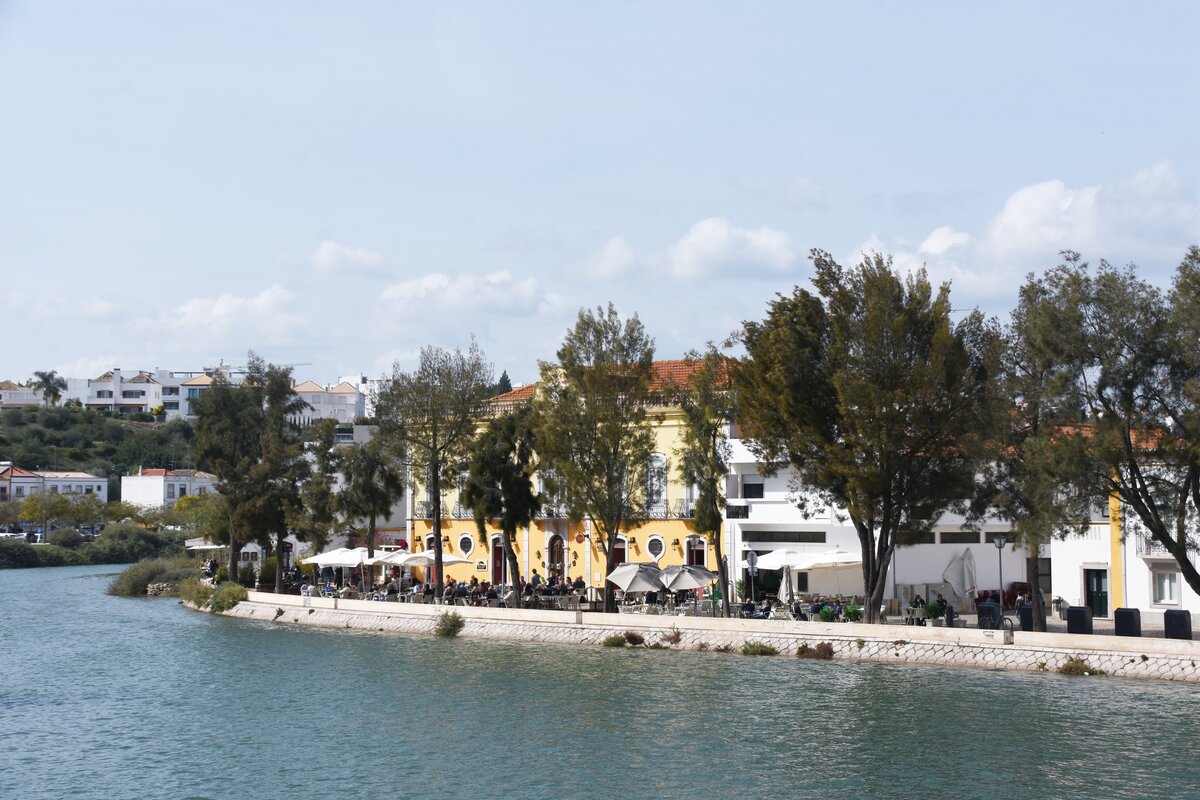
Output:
top-left (0, 406), bottom-right (195, 500)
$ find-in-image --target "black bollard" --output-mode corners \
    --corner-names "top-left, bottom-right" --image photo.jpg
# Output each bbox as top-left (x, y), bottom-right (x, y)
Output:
top-left (1164, 609), bottom-right (1193, 640)
top-left (1113, 607), bottom-right (1141, 637)
top-left (1066, 606), bottom-right (1093, 635)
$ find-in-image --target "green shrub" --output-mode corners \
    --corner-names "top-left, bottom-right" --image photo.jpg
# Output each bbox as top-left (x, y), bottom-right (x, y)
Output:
top-left (237, 563), bottom-right (257, 587)
top-left (602, 634), bottom-right (627, 647)
top-left (107, 557), bottom-right (194, 597)
top-left (741, 641), bottom-right (778, 656)
top-left (434, 611), bottom-right (465, 638)
top-left (178, 577), bottom-right (214, 608)
top-left (33, 544), bottom-right (89, 567)
top-left (623, 630), bottom-right (645, 646)
top-left (843, 603), bottom-right (863, 622)
top-left (84, 523), bottom-right (185, 565)
top-left (210, 582), bottom-right (248, 612)
top-left (798, 641), bottom-right (835, 660)
top-left (1058, 656), bottom-right (1105, 676)
top-left (214, 564), bottom-right (228, 583)
top-left (48, 529), bottom-right (84, 549)
top-left (0, 538), bottom-right (40, 568)
top-left (817, 605), bottom-right (837, 623)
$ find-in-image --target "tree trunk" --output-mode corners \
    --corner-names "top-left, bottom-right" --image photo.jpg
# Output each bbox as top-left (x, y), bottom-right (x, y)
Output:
top-left (1026, 548), bottom-right (1046, 632)
top-left (503, 532), bottom-right (520, 600)
top-left (432, 465), bottom-right (444, 600)
top-left (713, 532), bottom-right (730, 618)
top-left (275, 529), bottom-right (285, 590)
top-left (603, 531), bottom-right (618, 613)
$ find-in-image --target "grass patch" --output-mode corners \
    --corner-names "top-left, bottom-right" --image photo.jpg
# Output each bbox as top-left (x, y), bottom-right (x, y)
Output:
top-left (178, 577), bottom-right (214, 608)
top-left (1058, 656), bottom-right (1105, 676)
top-left (434, 611), bottom-right (465, 638)
top-left (798, 642), bottom-right (835, 660)
top-left (660, 626), bottom-right (683, 646)
top-left (209, 582), bottom-right (248, 613)
top-left (714, 643), bottom-right (734, 653)
top-left (602, 634), bottom-right (627, 648)
top-left (623, 630), bottom-right (645, 646)
top-left (107, 557), bottom-right (194, 597)
top-left (741, 641), bottom-right (778, 656)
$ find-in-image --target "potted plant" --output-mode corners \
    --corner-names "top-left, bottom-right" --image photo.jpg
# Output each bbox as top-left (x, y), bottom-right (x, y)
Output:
top-left (818, 605), bottom-right (838, 623)
top-left (843, 602), bottom-right (863, 622)
top-left (922, 602), bottom-right (943, 626)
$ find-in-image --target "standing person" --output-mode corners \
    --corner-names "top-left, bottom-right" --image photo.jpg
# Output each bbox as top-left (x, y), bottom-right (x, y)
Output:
top-left (530, 569), bottom-right (543, 590)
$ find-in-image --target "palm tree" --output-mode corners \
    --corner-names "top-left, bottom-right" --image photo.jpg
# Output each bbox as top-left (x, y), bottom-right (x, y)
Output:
top-left (30, 370), bottom-right (68, 407)
top-left (337, 438), bottom-right (405, 558)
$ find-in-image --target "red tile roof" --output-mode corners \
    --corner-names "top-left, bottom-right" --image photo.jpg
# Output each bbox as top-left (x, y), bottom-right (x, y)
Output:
top-left (487, 359), bottom-right (727, 403)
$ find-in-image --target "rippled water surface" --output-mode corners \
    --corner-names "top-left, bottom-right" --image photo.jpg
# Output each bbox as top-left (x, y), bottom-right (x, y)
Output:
top-left (3, 564), bottom-right (1199, 799)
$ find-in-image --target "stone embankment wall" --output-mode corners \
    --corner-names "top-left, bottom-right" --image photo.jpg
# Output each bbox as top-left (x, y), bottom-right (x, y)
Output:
top-left (227, 592), bottom-right (1200, 683)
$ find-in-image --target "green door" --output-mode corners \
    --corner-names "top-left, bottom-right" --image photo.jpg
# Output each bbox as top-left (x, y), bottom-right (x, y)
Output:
top-left (1084, 569), bottom-right (1108, 618)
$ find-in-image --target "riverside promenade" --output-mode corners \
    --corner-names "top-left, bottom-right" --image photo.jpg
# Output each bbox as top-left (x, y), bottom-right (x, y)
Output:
top-left (229, 591), bottom-right (1200, 683)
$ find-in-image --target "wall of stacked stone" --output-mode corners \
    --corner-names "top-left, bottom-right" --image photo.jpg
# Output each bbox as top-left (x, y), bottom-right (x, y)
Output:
top-left (227, 592), bottom-right (1200, 684)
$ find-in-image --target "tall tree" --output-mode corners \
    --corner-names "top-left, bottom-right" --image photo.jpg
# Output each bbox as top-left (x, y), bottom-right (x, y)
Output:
top-left (533, 303), bottom-right (658, 613)
top-left (288, 419), bottom-right (342, 553)
top-left (461, 403), bottom-right (541, 594)
top-left (494, 371), bottom-right (513, 396)
top-left (734, 251), bottom-right (993, 622)
top-left (374, 342), bottom-right (493, 598)
top-left (337, 436), bottom-right (405, 558)
top-left (30, 370), bottom-right (68, 407)
top-left (674, 346), bottom-right (734, 617)
top-left (192, 353), bottom-right (308, 581)
top-left (1024, 248), bottom-right (1200, 597)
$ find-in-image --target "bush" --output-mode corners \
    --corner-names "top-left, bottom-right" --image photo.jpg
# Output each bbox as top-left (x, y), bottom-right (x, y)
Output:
top-left (178, 576), bottom-right (214, 608)
top-left (798, 641), bottom-right (835, 660)
top-left (210, 582), bottom-right (248, 612)
top-left (32, 544), bottom-right (88, 567)
top-left (1058, 656), bottom-right (1105, 676)
top-left (238, 563), bottom-right (257, 587)
top-left (623, 630), bottom-right (645, 646)
top-left (741, 640), bottom-right (778, 656)
top-left (818, 605), bottom-right (838, 623)
top-left (434, 611), bottom-right (465, 638)
top-left (107, 557), bottom-right (194, 597)
top-left (48, 529), bottom-right (84, 549)
top-left (84, 523), bottom-right (185, 565)
top-left (660, 626), bottom-right (683, 646)
top-left (602, 634), bottom-right (627, 648)
top-left (0, 538), bottom-right (39, 569)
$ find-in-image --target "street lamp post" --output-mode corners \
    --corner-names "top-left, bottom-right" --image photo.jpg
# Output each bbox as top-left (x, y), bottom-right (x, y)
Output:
top-left (993, 532), bottom-right (1008, 616)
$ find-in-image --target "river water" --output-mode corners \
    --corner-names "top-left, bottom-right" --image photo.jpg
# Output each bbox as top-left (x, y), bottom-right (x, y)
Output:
top-left (3, 564), bottom-right (1198, 799)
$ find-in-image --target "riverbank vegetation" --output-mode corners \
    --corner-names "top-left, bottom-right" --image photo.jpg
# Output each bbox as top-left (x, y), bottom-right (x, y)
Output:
top-left (0, 523), bottom-right (185, 569)
top-left (106, 556), bottom-right (195, 597)
top-left (178, 577), bottom-right (247, 611)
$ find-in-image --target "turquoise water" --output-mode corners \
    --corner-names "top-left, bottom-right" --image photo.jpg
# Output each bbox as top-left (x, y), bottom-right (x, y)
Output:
top-left (2, 564), bottom-right (1198, 799)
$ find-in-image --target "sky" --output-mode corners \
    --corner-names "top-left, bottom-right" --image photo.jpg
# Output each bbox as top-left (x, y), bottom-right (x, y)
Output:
top-left (1, 2), bottom-right (1197, 387)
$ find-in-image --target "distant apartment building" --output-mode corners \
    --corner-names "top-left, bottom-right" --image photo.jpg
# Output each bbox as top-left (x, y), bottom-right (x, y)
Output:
top-left (121, 468), bottom-right (216, 509)
top-left (0, 380), bottom-right (43, 408)
top-left (290, 380), bottom-right (366, 427)
top-left (0, 464), bottom-right (108, 503)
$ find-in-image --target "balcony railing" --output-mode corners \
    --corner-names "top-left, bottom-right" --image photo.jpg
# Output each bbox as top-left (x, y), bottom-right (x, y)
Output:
top-left (726, 503), bottom-right (749, 519)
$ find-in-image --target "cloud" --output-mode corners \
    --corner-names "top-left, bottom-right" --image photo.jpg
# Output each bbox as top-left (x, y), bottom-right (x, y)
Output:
top-left (579, 237), bottom-right (637, 279)
top-left (377, 270), bottom-right (545, 316)
top-left (170, 284), bottom-right (302, 344)
top-left (667, 217), bottom-right (798, 279)
top-left (2, 291), bottom-right (117, 321)
top-left (919, 226), bottom-right (971, 256)
top-left (310, 240), bottom-right (384, 273)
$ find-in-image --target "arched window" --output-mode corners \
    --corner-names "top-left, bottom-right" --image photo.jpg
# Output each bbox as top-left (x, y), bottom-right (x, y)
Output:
top-left (612, 537), bottom-right (628, 568)
top-left (548, 534), bottom-right (566, 578)
top-left (424, 534), bottom-right (436, 552)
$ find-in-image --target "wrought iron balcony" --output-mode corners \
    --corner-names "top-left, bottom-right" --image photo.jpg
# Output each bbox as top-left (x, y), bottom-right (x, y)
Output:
top-left (726, 503), bottom-right (749, 519)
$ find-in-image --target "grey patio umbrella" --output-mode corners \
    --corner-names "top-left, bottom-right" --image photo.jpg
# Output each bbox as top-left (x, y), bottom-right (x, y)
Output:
top-left (658, 564), bottom-right (718, 592)
top-left (606, 563), bottom-right (663, 593)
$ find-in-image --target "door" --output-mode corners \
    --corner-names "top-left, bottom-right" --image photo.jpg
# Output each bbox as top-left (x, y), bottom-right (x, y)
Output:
top-left (1084, 569), bottom-right (1108, 618)
top-left (686, 537), bottom-right (706, 567)
top-left (491, 538), bottom-right (506, 585)
top-left (548, 535), bottom-right (565, 580)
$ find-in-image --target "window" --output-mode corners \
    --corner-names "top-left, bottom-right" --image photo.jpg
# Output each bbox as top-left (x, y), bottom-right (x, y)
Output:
top-left (743, 480), bottom-right (764, 499)
top-left (647, 535), bottom-right (665, 560)
top-left (686, 537), bottom-right (706, 566)
top-left (50, 486), bottom-right (58, 494)
top-left (911, 532), bottom-right (936, 544)
top-left (1152, 568), bottom-right (1180, 605)
top-left (794, 572), bottom-right (810, 592)
top-left (167, 484), bottom-right (175, 499)
top-left (458, 534), bottom-right (474, 557)
top-left (940, 532), bottom-right (980, 545)
top-left (84, 486), bottom-right (92, 494)
top-left (198, 487), bottom-right (206, 495)
top-left (646, 454), bottom-right (667, 515)
top-left (425, 534), bottom-right (436, 552)
top-left (163, 387), bottom-right (179, 396)
top-left (179, 486), bottom-right (187, 497)
top-left (743, 531), bottom-right (825, 544)
top-left (15, 487), bottom-right (25, 497)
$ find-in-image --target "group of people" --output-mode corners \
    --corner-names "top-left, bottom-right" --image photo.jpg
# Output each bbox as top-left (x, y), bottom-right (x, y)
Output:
top-left (520, 569), bottom-right (585, 597)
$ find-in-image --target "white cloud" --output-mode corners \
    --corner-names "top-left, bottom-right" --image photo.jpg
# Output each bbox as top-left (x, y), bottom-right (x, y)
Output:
top-left (170, 284), bottom-right (302, 344)
top-left (919, 226), bottom-right (971, 256)
top-left (667, 217), bottom-right (797, 279)
top-left (377, 270), bottom-right (544, 316)
top-left (310, 240), bottom-right (383, 273)
top-left (579, 237), bottom-right (637, 279)
top-left (981, 179), bottom-right (1102, 263)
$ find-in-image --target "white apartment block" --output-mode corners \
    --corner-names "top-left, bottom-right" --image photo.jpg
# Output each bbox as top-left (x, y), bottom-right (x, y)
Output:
top-left (0, 380), bottom-right (43, 408)
top-left (290, 380), bottom-right (365, 427)
top-left (0, 464), bottom-right (108, 503)
top-left (121, 468), bottom-right (216, 509)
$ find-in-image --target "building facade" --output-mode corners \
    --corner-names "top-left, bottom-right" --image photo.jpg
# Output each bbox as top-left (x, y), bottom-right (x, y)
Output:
top-left (121, 468), bottom-right (216, 509)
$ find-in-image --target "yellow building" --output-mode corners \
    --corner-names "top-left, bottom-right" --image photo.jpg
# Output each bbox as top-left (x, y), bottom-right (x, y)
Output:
top-left (406, 361), bottom-right (720, 593)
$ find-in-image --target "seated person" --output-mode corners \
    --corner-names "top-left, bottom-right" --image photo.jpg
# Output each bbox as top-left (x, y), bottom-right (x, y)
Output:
top-left (911, 594), bottom-right (925, 608)
top-left (484, 585), bottom-right (499, 600)
top-left (741, 599), bottom-right (756, 618)
top-left (749, 599), bottom-right (770, 620)
top-left (422, 583), bottom-right (435, 598)
top-left (572, 576), bottom-right (585, 591)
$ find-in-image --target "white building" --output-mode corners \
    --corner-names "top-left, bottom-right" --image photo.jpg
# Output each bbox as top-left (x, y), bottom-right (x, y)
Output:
top-left (0, 380), bottom-right (43, 408)
top-left (121, 468), bottom-right (217, 509)
top-left (0, 464), bottom-right (107, 503)
top-left (290, 380), bottom-right (366, 427)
